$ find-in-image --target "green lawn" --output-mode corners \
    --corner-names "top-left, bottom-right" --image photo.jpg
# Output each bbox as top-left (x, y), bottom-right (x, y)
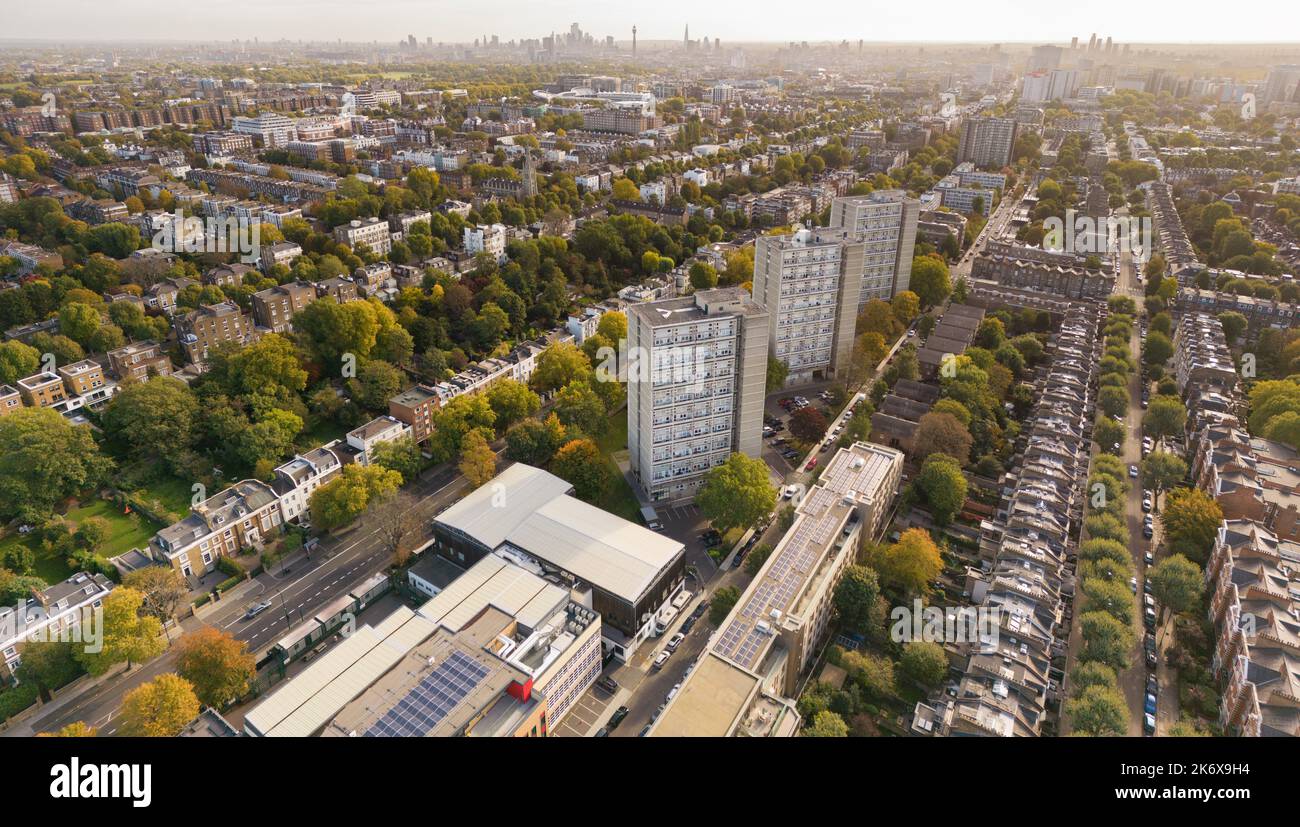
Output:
top-left (593, 414), bottom-right (644, 523)
top-left (135, 475), bottom-right (196, 518)
top-left (0, 499), bottom-right (167, 585)
top-left (64, 499), bottom-right (165, 558)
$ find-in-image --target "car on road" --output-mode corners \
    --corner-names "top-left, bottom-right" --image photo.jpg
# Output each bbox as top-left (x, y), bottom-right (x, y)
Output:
top-left (1128, 464), bottom-right (1139, 478)
top-left (805, 458), bottom-right (818, 471)
top-left (595, 675), bottom-right (619, 694)
top-left (782, 485), bottom-right (799, 500)
top-left (652, 650), bottom-right (671, 670)
top-left (607, 706), bottom-right (629, 730)
top-left (245, 600), bottom-right (273, 619)
top-left (1129, 576), bottom-right (1138, 594)
top-left (666, 632), bottom-right (686, 652)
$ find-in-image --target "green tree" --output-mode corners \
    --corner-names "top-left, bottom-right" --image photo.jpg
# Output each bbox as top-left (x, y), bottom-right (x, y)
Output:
top-left (709, 585), bottom-right (740, 626)
top-left (1069, 661), bottom-right (1119, 698)
top-left (552, 380), bottom-right (608, 436)
top-left (1141, 451), bottom-right (1188, 502)
top-left (766, 355), bottom-right (789, 393)
top-left (370, 436), bottom-right (423, 484)
top-left (309, 463), bottom-right (403, 531)
top-left (833, 565), bottom-right (881, 634)
top-left (1067, 684), bottom-right (1128, 736)
top-left (0, 408), bottom-right (112, 519)
top-left (696, 453), bottom-right (777, 534)
top-left (909, 255), bottom-right (952, 307)
top-left (1147, 554), bottom-right (1203, 619)
top-left (101, 376), bottom-right (199, 471)
top-left (76, 588), bottom-right (165, 676)
top-left (900, 640), bottom-right (948, 689)
top-left (486, 379), bottom-right (541, 431)
top-left (1077, 611), bottom-right (1134, 672)
top-left (0, 340), bottom-right (40, 385)
top-left (529, 341), bottom-right (592, 394)
top-left (1142, 396), bottom-right (1186, 440)
top-left (428, 393), bottom-right (496, 463)
top-left (915, 453), bottom-right (968, 525)
top-left (504, 414), bottom-right (568, 466)
top-left (803, 710), bottom-right (849, 737)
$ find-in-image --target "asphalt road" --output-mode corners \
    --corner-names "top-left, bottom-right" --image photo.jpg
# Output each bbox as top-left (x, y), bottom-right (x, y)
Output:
top-left (10, 459), bottom-right (479, 736)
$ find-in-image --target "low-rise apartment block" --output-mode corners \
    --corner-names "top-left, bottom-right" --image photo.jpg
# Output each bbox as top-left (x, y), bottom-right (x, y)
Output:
top-left (651, 441), bottom-right (904, 737)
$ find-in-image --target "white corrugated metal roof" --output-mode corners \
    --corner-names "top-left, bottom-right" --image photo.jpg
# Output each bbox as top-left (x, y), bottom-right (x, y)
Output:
top-left (265, 609), bottom-right (438, 737)
top-left (244, 624), bottom-right (387, 736)
top-left (434, 463), bottom-right (572, 549)
top-left (416, 555), bottom-right (567, 632)
top-left (506, 495), bottom-right (683, 602)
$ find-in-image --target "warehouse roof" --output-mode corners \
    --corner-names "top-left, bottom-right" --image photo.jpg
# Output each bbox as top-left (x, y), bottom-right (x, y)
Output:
top-left (434, 463), bottom-right (684, 603)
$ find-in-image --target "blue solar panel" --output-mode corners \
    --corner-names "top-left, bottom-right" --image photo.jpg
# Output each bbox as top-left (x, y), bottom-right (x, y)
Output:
top-left (365, 650), bottom-right (491, 737)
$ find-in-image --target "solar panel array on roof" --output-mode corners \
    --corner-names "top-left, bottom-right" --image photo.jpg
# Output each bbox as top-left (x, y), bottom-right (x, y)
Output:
top-left (365, 651), bottom-right (492, 737)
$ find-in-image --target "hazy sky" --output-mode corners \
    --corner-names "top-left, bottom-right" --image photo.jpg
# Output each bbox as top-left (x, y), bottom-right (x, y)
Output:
top-left (4, 0), bottom-right (1298, 44)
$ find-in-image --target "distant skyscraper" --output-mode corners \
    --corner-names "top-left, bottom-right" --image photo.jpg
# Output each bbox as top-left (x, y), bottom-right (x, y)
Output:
top-left (1262, 65), bottom-right (1300, 104)
top-left (632, 25), bottom-right (637, 57)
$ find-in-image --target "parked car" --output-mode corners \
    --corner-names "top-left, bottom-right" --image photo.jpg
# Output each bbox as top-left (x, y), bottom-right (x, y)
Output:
top-left (1143, 713), bottom-right (1156, 736)
top-left (1144, 606), bottom-right (1158, 630)
top-left (805, 458), bottom-right (818, 471)
top-left (652, 650), bottom-right (671, 670)
top-left (1128, 464), bottom-right (1139, 478)
top-left (638, 724), bottom-right (652, 737)
top-left (595, 675), bottom-right (619, 694)
top-left (667, 683), bottom-right (681, 702)
top-left (594, 727), bottom-right (608, 737)
top-left (666, 632), bottom-right (686, 652)
top-left (1147, 675), bottom-right (1159, 695)
top-left (681, 616), bottom-right (696, 634)
top-left (1143, 523), bottom-right (1154, 540)
top-left (607, 706), bottom-right (629, 729)
top-left (1144, 549), bottom-right (1154, 565)
top-left (1142, 497), bottom-right (1152, 512)
top-left (1129, 577), bottom-right (1138, 594)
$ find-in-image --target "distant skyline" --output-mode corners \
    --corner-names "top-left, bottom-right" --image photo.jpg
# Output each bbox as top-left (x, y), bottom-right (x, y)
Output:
top-left (3, 0), bottom-right (1298, 46)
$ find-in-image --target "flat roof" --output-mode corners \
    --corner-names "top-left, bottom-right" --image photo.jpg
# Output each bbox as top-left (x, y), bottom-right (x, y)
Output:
top-left (435, 463), bottom-right (684, 603)
top-left (417, 554), bottom-right (568, 633)
top-left (244, 606), bottom-right (437, 737)
top-left (649, 654), bottom-right (759, 737)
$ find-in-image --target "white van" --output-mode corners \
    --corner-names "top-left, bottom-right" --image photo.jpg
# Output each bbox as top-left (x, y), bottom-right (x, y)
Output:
top-left (654, 606), bottom-right (679, 635)
top-left (671, 590), bottom-right (692, 611)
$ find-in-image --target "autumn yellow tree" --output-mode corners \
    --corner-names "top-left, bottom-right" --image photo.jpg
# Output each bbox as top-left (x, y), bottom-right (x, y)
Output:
top-left (118, 674), bottom-right (200, 737)
top-left (39, 721), bottom-right (97, 737)
top-left (175, 627), bottom-right (256, 708)
top-left (458, 429), bottom-right (498, 488)
top-left (864, 527), bottom-right (943, 597)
